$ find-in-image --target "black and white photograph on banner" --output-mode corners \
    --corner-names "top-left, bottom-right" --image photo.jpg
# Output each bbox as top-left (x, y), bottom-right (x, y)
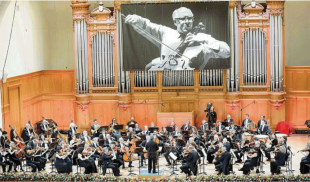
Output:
top-left (122, 2), bottom-right (231, 71)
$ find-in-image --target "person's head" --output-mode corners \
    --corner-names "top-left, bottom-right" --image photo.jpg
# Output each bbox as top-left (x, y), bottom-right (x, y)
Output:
top-left (150, 122), bottom-right (155, 127)
top-left (146, 135), bottom-right (150, 142)
top-left (84, 143), bottom-right (90, 149)
top-left (172, 7), bottom-right (194, 34)
top-left (255, 141), bottom-right (260, 148)
top-left (175, 126), bottom-right (179, 131)
top-left (186, 120), bottom-right (190, 125)
top-left (210, 106), bottom-right (215, 111)
top-left (135, 123), bottom-right (139, 128)
top-left (104, 147), bottom-right (109, 153)
top-left (128, 127), bottom-right (133, 132)
top-left (110, 143), bottom-right (115, 148)
top-left (70, 123), bottom-right (75, 128)
top-left (218, 121), bottom-right (222, 126)
top-left (260, 115), bottom-right (265, 120)
top-left (307, 141), bottom-right (310, 148)
top-left (112, 118), bottom-right (116, 123)
top-left (189, 137), bottom-right (194, 143)
top-left (94, 119), bottom-right (97, 124)
top-left (188, 146), bottom-right (194, 152)
top-left (26, 123), bottom-right (30, 129)
top-left (202, 120), bottom-right (206, 124)
top-left (40, 134), bottom-right (45, 140)
top-left (245, 114), bottom-right (249, 119)
top-left (131, 117), bottom-right (134, 121)
top-left (106, 134), bottom-right (110, 139)
top-left (223, 138), bottom-right (227, 144)
top-left (119, 137), bottom-right (124, 143)
top-left (144, 126), bottom-right (148, 130)
top-left (222, 146), bottom-right (227, 153)
top-left (227, 114), bottom-right (231, 119)
top-left (102, 129), bottom-right (106, 134)
top-left (169, 135), bottom-right (173, 140)
top-left (162, 126), bottom-right (166, 131)
top-left (214, 134), bottom-right (219, 140)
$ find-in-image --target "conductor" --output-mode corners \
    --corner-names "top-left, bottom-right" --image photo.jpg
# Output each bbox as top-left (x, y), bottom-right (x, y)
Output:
top-left (145, 135), bottom-right (159, 174)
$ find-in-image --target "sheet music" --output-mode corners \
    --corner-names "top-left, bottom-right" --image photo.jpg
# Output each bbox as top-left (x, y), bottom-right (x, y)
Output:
top-left (202, 148), bottom-right (207, 157)
top-left (169, 152), bottom-right (177, 161)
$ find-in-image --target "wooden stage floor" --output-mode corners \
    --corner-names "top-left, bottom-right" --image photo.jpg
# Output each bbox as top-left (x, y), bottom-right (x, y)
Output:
top-left (39, 134), bottom-right (308, 178)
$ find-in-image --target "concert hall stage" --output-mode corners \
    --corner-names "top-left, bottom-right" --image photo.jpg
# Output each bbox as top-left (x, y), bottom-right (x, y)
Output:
top-left (32, 134), bottom-right (309, 178)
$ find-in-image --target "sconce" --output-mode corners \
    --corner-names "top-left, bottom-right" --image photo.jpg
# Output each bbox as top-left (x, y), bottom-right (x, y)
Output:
top-left (77, 104), bottom-right (88, 112)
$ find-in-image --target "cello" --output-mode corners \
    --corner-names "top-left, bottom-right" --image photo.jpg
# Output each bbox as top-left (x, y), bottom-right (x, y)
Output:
top-left (9, 125), bottom-right (25, 151)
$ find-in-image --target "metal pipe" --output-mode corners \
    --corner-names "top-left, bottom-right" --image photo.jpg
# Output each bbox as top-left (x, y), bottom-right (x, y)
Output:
top-left (234, 7), bottom-right (239, 91)
top-left (230, 7), bottom-right (235, 90)
top-left (279, 15), bottom-right (283, 91)
top-left (77, 21), bottom-right (83, 92)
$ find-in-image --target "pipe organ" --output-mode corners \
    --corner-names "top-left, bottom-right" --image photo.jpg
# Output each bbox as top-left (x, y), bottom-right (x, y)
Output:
top-left (70, 1), bottom-right (286, 130)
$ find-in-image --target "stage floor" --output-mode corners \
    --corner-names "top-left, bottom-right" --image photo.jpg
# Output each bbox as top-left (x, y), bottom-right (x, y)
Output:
top-left (40, 134), bottom-right (308, 177)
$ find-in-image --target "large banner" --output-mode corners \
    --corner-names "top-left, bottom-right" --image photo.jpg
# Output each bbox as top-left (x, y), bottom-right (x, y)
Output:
top-left (122, 2), bottom-right (230, 71)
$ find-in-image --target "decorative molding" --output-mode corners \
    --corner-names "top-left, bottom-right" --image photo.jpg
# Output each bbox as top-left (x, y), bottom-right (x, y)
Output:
top-left (71, 1), bottom-right (91, 21)
top-left (199, 88), bottom-right (224, 92)
top-left (92, 90), bottom-right (116, 93)
top-left (162, 89), bottom-right (194, 92)
top-left (266, 0), bottom-right (285, 17)
top-left (135, 89), bottom-right (158, 92)
top-left (243, 88), bottom-right (268, 92)
top-left (237, 2), bottom-right (270, 28)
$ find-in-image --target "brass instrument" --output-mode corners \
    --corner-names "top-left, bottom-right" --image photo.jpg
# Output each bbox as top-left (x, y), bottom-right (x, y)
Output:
top-left (91, 125), bottom-right (100, 135)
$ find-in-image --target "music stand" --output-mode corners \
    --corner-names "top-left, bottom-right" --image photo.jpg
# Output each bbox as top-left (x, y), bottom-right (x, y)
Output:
top-left (120, 131), bottom-right (127, 137)
top-left (222, 121), bottom-right (229, 127)
top-left (166, 126), bottom-right (173, 133)
top-left (205, 130), bottom-right (212, 135)
top-left (127, 151), bottom-right (136, 176)
top-left (169, 152), bottom-right (178, 176)
top-left (135, 130), bottom-right (142, 135)
top-left (139, 135), bottom-right (146, 140)
top-left (177, 139), bottom-right (186, 147)
top-left (114, 124), bottom-right (124, 131)
top-left (101, 126), bottom-right (109, 131)
top-left (182, 130), bottom-right (190, 135)
top-left (128, 124), bottom-right (135, 129)
top-left (75, 133), bottom-right (81, 139)
top-left (198, 148), bottom-right (208, 175)
top-left (122, 136), bottom-right (129, 141)
top-left (135, 147), bottom-right (144, 174)
top-left (149, 127), bottom-right (159, 133)
top-left (184, 135), bottom-right (190, 141)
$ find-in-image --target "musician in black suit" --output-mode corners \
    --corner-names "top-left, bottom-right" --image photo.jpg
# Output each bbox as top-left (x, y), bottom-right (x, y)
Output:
top-left (145, 135), bottom-right (159, 173)
top-left (257, 120), bottom-right (268, 135)
top-left (257, 115), bottom-right (266, 129)
top-left (99, 129), bottom-right (107, 141)
top-left (0, 131), bottom-right (9, 148)
top-left (199, 120), bottom-right (208, 131)
top-left (167, 121), bottom-right (176, 132)
top-left (265, 133), bottom-right (278, 161)
top-left (207, 106), bottom-right (217, 129)
top-left (141, 126), bottom-right (151, 135)
top-left (127, 117), bottom-right (137, 127)
top-left (104, 134), bottom-right (114, 147)
top-left (224, 114), bottom-right (234, 126)
top-left (110, 118), bottom-right (118, 128)
top-left (215, 121), bottom-right (226, 134)
top-left (214, 145), bottom-right (231, 175)
top-left (0, 146), bottom-right (13, 172)
top-left (90, 119), bottom-right (100, 138)
top-left (180, 120), bottom-right (192, 131)
top-left (68, 122), bottom-right (78, 142)
top-left (24, 143), bottom-right (40, 172)
top-left (241, 114), bottom-right (252, 129)
top-left (40, 119), bottom-right (49, 136)
top-left (180, 146), bottom-right (199, 176)
top-left (270, 145), bottom-right (286, 174)
top-left (101, 147), bottom-right (121, 176)
top-left (81, 130), bottom-right (91, 144)
top-left (21, 124), bottom-right (33, 144)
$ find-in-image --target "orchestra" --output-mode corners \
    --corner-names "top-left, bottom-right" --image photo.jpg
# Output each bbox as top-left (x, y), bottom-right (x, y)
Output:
top-left (0, 112), bottom-right (306, 177)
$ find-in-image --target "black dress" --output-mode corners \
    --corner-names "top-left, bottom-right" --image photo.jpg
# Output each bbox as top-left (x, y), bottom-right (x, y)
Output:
top-left (78, 153), bottom-right (97, 174)
top-left (55, 154), bottom-right (72, 174)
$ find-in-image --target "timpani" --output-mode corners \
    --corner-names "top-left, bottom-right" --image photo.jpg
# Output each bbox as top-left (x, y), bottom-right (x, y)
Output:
top-left (254, 134), bottom-right (269, 143)
top-left (244, 133), bottom-right (254, 141)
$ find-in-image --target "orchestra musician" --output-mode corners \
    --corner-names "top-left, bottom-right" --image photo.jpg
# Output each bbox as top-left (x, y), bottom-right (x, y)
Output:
top-left (127, 117), bottom-right (137, 127)
top-left (104, 134), bottom-right (114, 147)
top-left (159, 126), bottom-right (169, 136)
top-left (68, 122), bottom-right (78, 142)
top-left (55, 143), bottom-right (73, 174)
top-left (214, 145), bottom-right (231, 175)
top-left (270, 145), bottom-right (286, 175)
top-left (299, 141), bottom-right (310, 174)
top-left (150, 122), bottom-right (156, 128)
top-left (239, 141), bottom-right (260, 175)
top-left (21, 124), bottom-right (33, 144)
top-left (108, 142), bottom-right (124, 169)
top-left (10, 128), bottom-right (24, 146)
top-left (172, 126), bottom-right (181, 136)
top-left (24, 143), bottom-right (41, 172)
top-left (134, 123), bottom-right (142, 132)
top-left (257, 115), bottom-right (266, 129)
top-left (141, 126), bottom-right (151, 135)
top-left (199, 120), bottom-right (209, 131)
top-left (215, 121), bottom-right (225, 135)
top-left (127, 127), bottom-right (135, 140)
top-left (0, 131), bottom-right (9, 148)
top-left (90, 137), bottom-right (101, 160)
top-left (207, 134), bottom-right (220, 163)
top-left (117, 138), bottom-right (133, 168)
top-left (81, 131), bottom-right (91, 145)
top-left (241, 114), bottom-right (252, 129)
top-left (110, 118), bottom-right (118, 128)
top-left (257, 120), bottom-right (269, 135)
top-left (145, 135), bottom-right (159, 174)
top-left (181, 120), bottom-right (192, 131)
top-left (180, 146), bottom-right (199, 176)
top-left (101, 147), bottom-right (121, 176)
top-left (77, 143), bottom-right (97, 174)
top-left (91, 119), bottom-right (100, 138)
top-left (164, 135), bottom-right (178, 166)
top-left (265, 133), bottom-right (278, 161)
top-left (207, 106), bottom-right (217, 129)
top-left (224, 114), bottom-right (234, 126)
top-left (8, 142), bottom-right (23, 172)
top-left (0, 146), bottom-right (13, 172)
top-left (167, 121), bottom-right (177, 132)
top-left (99, 129), bottom-right (107, 141)
top-left (40, 119), bottom-right (49, 136)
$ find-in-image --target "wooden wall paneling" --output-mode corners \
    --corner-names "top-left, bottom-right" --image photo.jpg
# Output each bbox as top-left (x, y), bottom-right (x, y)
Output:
top-left (8, 85), bottom-right (21, 134)
top-left (132, 103), bottom-right (148, 127)
top-left (91, 102), bottom-right (104, 125)
top-left (294, 71), bottom-right (307, 90)
top-left (286, 70), bottom-right (293, 91)
top-left (296, 98), bottom-right (307, 126)
top-left (269, 102), bottom-right (286, 129)
top-left (146, 103), bottom-right (159, 126)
